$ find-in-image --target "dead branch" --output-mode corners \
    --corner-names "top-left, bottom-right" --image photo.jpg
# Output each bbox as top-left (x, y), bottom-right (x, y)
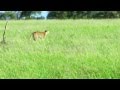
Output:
top-left (1, 21), bottom-right (8, 44)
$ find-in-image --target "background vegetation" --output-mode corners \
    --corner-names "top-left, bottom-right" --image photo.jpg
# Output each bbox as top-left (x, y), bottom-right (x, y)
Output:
top-left (1, 11), bottom-right (120, 20)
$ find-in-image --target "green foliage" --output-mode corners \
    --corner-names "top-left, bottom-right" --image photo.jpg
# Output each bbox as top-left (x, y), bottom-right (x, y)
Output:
top-left (47, 11), bottom-right (120, 19)
top-left (0, 11), bottom-right (16, 20)
top-left (19, 11), bottom-right (41, 19)
top-left (0, 11), bottom-right (42, 20)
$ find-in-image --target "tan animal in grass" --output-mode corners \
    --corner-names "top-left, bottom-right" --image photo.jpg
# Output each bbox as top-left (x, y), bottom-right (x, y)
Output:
top-left (31, 30), bottom-right (49, 41)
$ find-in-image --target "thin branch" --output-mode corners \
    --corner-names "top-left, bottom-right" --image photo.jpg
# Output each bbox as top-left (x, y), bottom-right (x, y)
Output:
top-left (1, 21), bottom-right (8, 44)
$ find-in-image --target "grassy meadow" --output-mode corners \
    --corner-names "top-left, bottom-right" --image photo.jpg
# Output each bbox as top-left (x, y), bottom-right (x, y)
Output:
top-left (0, 19), bottom-right (120, 79)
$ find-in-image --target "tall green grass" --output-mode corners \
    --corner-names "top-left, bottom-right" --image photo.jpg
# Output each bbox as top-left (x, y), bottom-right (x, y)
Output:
top-left (0, 19), bottom-right (120, 79)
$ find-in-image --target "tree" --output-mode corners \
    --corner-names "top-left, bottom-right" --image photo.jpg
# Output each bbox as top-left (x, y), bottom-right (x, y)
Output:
top-left (19, 11), bottom-right (41, 19)
top-left (47, 11), bottom-right (58, 19)
top-left (20, 11), bottom-right (32, 19)
top-left (0, 11), bottom-right (17, 20)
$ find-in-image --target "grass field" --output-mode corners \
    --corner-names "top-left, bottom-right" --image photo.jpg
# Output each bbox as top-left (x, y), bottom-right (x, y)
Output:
top-left (0, 19), bottom-right (120, 79)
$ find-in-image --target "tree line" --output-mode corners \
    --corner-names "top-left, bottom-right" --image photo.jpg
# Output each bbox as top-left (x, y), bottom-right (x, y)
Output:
top-left (1, 11), bottom-right (120, 20)
top-left (47, 11), bottom-right (120, 19)
top-left (0, 11), bottom-right (42, 20)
